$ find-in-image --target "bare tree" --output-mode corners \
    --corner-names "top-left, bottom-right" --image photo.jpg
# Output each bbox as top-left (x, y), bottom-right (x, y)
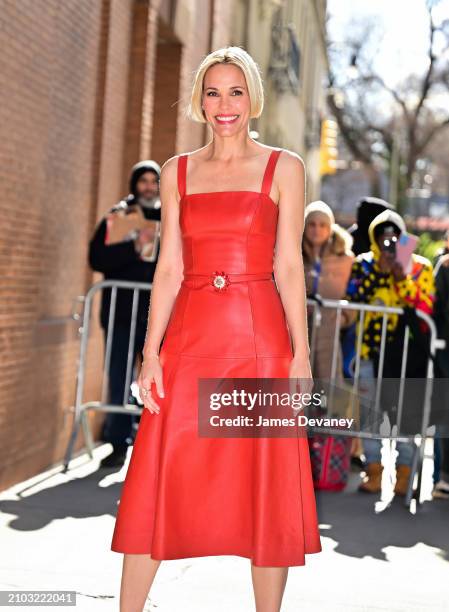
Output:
top-left (326, 1), bottom-right (449, 212)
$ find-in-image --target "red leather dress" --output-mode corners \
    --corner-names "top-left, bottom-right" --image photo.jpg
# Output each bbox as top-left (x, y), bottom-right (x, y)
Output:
top-left (111, 148), bottom-right (322, 567)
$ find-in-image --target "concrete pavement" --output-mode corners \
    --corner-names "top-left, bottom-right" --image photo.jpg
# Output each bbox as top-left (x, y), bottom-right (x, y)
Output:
top-left (0, 441), bottom-right (448, 611)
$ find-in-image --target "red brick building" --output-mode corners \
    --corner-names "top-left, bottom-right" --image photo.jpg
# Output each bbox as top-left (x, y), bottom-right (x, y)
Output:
top-left (0, 0), bottom-right (233, 489)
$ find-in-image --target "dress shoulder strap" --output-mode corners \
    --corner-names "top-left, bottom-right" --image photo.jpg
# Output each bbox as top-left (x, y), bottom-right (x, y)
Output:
top-left (177, 154), bottom-right (188, 198)
top-left (261, 148), bottom-right (282, 195)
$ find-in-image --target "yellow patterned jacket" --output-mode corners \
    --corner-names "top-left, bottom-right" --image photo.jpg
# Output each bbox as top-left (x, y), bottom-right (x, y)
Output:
top-left (345, 212), bottom-right (435, 360)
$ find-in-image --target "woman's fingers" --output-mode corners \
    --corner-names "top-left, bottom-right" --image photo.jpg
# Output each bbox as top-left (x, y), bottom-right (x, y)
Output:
top-left (140, 377), bottom-right (160, 414)
top-left (145, 391), bottom-right (160, 414)
top-left (144, 388), bottom-right (160, 414)
top-left (154, 371), bottom-right (165, 399)
top-left (289, 376), bottom-right (299, 403)
top-left (137, 360), bottom-right (165, 415)
top-left (289, 377), bottom-right (302, 417)
top-left (289, 376), bottom-right (314, 417)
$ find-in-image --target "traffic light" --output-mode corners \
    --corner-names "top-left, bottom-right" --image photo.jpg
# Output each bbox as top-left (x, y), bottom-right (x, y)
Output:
top-left (319, 119), bottom-right (338, 176)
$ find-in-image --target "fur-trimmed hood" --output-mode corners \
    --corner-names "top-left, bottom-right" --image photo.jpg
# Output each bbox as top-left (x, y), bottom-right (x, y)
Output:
top-left (367, 209), bottom-right (406, 258)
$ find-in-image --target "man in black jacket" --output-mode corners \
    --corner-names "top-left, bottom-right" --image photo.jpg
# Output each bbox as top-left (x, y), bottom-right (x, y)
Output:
top-left (89, 160), bottom-right (161, 467)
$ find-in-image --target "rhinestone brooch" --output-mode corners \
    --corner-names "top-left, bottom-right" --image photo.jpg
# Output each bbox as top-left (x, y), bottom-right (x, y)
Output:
top-left (211, 271), bottom-right (230, 291)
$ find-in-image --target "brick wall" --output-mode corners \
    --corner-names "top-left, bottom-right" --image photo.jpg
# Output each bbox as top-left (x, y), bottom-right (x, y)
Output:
top-left (0, 0), bottom-right (105, 489)
top-left (0, 0), bottom-right (233, 490)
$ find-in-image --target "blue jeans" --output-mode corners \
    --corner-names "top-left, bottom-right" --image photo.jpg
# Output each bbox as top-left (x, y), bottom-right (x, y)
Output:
top-left (100, 323), bottom-right (146, 451)
top-left (358, 358), bottom-right (416, 466)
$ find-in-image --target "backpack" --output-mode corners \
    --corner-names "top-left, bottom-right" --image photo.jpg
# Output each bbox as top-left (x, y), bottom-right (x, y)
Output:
top-left (308, 434), bottom-right (352, 491)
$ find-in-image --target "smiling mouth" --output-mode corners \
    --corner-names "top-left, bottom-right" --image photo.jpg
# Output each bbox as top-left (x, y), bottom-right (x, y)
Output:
top-left (215, 115), bottom-right (239, 124)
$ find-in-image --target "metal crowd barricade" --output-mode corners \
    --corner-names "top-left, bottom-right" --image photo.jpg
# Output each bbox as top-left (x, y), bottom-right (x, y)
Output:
top-left (63, 279), bottom-right (152, 471)
top-left (63, 280), bottom-right (445, 508)
top-left (306, 297), bottom-right (446, 508)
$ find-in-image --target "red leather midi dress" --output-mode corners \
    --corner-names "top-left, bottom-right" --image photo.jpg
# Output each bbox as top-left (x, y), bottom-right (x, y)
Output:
top-left (111, 148), bottom-right (322, 567)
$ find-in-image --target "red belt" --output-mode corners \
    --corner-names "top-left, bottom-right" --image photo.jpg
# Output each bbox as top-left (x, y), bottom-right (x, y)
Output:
top-left (182, 271), bottom-right (273, 291)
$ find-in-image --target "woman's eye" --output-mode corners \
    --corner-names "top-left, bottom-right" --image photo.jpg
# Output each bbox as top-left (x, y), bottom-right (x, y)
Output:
top-left (205, 90), bottom-right (243, 96)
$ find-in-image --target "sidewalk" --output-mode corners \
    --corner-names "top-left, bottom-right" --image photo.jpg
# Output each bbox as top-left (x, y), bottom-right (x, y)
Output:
top-left (0, 441), bottom-right (448, 611)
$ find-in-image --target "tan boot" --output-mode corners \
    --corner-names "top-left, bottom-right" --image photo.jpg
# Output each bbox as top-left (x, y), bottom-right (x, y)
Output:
top-left (358, 462), bottom-right (383, 493)
top-left (394, 464), bottom-right (412, 496)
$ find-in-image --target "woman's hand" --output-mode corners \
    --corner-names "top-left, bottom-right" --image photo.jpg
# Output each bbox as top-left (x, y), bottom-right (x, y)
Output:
top-left (137, 355), bottom-right (165, 414)
top-left (289, 355), bottom-right (314, 417)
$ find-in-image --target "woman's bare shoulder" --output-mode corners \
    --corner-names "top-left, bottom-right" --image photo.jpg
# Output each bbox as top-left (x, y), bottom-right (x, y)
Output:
top-left (174, 145), bottom-right (210, 162)
top-left (276, 147), bottom-right (305, 172)
top-left (161, 154), bottom-right (178, 171)
top-left (160, 150), bottom-right (197, 181)
top-left (163, 146), bottom-right (210, 174)
top-left (273, 148), bottom-right (306, 196)
top-left (159, 148), bottom-right (209, 196)
top-left (159, 155), bottom-right (179, 191)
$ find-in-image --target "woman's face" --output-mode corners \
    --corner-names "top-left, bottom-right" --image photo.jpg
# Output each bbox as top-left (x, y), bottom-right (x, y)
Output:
top-left (304, 213), bottom-right (331, 247)
top-left (202, 63), bottom-right (250, 135)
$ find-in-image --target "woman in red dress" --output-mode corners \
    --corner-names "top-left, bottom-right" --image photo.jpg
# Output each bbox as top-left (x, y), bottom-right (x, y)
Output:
top-left (111, 46), bottom-right (322, 611)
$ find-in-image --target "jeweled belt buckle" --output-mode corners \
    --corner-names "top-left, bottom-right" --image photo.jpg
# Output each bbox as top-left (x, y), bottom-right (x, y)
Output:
top-left (211, 270), bottom-right (230, 291)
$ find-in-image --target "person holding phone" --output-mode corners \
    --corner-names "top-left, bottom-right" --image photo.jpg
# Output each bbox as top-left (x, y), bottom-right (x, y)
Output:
top-left (345, 209), bottom-right (435, 495)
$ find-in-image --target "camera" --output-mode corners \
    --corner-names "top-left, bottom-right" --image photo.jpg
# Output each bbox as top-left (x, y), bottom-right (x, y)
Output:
top-left (381, 236), bottom-right (397, 255)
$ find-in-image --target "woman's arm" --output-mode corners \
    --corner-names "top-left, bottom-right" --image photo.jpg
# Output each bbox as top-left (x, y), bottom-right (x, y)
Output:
top-left (142, 156), bottom-right (185, 358)
top-left (272, 151), bottom-right (310, 363)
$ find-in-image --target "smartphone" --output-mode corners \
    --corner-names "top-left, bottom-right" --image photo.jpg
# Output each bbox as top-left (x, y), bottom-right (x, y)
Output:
top-left (395, 233), bottom-right (418, 274)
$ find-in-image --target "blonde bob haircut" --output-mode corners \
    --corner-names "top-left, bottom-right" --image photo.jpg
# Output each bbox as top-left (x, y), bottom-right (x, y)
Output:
top-left (186, 46), bottom-right (264, 123)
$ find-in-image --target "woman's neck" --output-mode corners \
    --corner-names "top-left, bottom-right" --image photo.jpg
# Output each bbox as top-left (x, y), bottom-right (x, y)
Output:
top-left (205, 133), bottom-right (256, 161)
top-left (311, 244), bottom-right (323, 259)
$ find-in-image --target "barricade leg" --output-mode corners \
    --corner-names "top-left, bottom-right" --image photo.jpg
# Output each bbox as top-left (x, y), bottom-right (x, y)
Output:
top-left (62, 408), bottom-right (83, 472)
top-left (405, 441), bottom-right (421, 507)
top-left (81, 409), bottom-right (94, 458)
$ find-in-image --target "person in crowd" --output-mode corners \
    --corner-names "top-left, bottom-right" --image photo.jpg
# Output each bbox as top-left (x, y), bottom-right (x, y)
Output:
top-left (303, 201), bottom-right (358, 488)
top-left (345, 209), bottom-right (435, 494)
top-left (344, 197), bottom-right (394, 468)
top-left (303, 200), bottom-right (354, 379)
top-left (88, 160), bottom-right (162, 468)
top-left (432, 232), bottom-right (449, 499)
top-left (347, 196), bottom-right (394, 256)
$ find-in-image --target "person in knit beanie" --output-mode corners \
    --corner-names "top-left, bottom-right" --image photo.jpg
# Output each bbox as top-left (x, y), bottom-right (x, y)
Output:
top-left (302, 200), bottom-right (354, 379)
top-left (88, 160), bottom-right (162, 468)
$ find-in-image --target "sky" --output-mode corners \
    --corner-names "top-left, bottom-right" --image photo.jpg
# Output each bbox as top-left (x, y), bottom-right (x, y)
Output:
top-left (326, 0), bottom-right (449, 89)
